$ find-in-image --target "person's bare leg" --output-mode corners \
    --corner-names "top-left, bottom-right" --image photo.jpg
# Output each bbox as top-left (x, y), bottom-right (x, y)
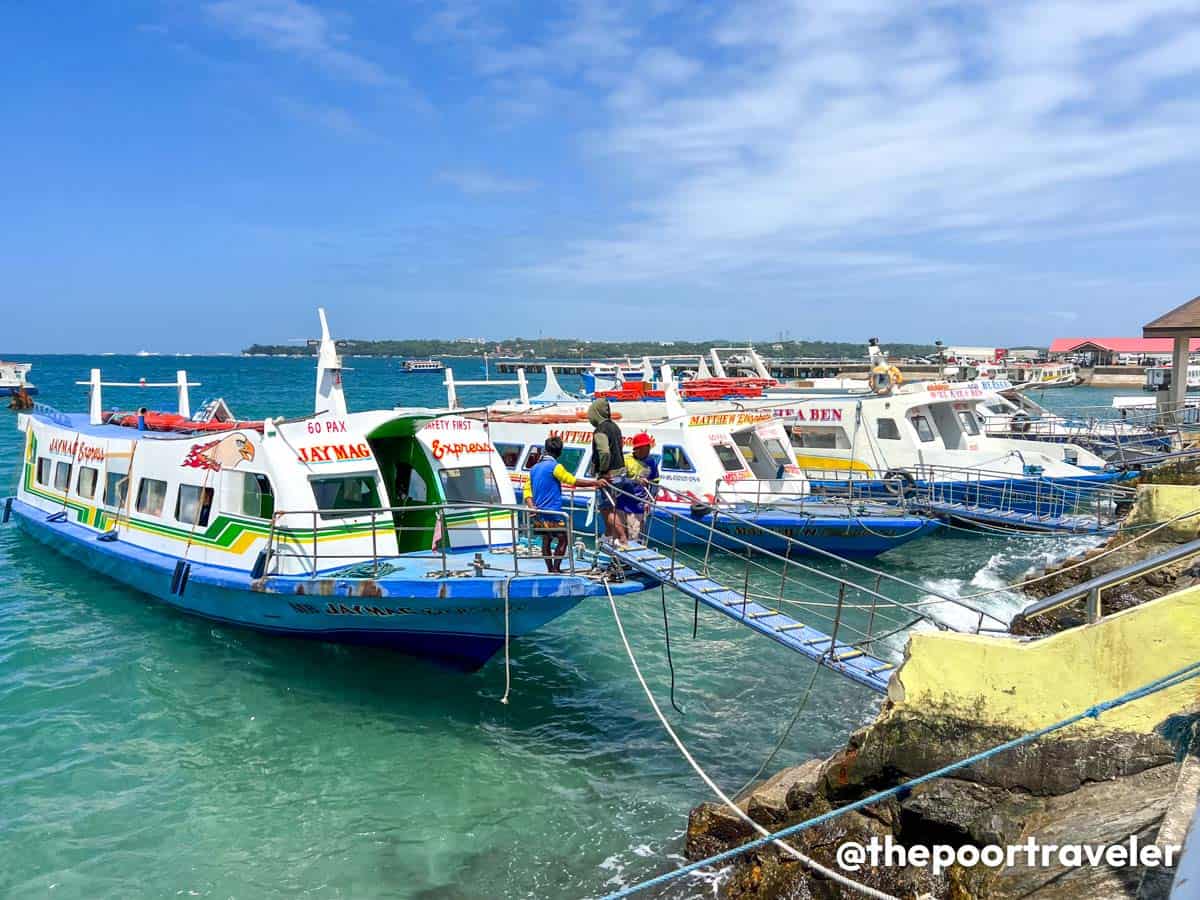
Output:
top-left (551, 534), bottom-right (567, 572)
top-left (541, 533), bottom-right (555, 572)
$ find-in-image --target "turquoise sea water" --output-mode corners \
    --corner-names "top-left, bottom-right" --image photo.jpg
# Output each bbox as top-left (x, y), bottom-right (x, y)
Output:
top-left (0, 358), bottom-right (1123, 898)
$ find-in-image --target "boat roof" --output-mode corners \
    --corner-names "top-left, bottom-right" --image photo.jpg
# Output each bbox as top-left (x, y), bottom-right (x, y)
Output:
top-left (25, 411), bottom-right (230, 441)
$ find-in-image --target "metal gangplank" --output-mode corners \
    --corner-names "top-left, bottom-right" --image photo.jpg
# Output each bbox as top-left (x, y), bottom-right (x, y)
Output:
top-left (797, 461), bottom-right (1135, 536)
top-left (600, 484), bottom-right (1009, 696)
top-left (610, 543), bottom-right (897, 693)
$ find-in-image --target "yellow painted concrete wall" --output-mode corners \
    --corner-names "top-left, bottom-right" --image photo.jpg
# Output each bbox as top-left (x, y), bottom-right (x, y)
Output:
top-left (891, 583), bottom-right (1200, 734)
top-left (1127, 484), bottom-right (1200, 542)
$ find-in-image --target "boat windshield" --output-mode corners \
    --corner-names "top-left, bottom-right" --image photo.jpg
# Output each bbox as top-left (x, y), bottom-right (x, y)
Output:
top-left (439, 465), bottom-right (502, 504)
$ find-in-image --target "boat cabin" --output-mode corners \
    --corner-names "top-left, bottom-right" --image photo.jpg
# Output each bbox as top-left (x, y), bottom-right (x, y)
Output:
top-left (16, 380), bottom-right (520, 578)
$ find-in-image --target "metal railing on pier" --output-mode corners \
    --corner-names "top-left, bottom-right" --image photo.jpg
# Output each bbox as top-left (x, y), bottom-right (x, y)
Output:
top-left (1011, 537), bottom-right (1200, 628)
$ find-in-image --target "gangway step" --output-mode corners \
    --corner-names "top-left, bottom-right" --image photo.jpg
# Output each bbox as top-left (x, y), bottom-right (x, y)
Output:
top-left (607, 543), bottom-right (894, 694)
top-left (917, 501), bottom-right (1116, 535)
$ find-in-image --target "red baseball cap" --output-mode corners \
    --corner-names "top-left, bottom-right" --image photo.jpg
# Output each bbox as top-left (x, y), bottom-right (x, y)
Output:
top-left (632, 432), bottom-right (653, 449)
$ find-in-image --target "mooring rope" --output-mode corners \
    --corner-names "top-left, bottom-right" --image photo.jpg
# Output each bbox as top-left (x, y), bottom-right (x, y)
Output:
top-left (603, 581), bottom-right (897, 900)
top-left (499, 575), bottom-right (514, 705)
top-left (603, 658), bottom-right (1200, 899)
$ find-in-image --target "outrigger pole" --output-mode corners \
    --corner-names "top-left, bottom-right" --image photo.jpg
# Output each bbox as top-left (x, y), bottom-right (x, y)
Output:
top-left (78, 369), bottom-right (200, 426)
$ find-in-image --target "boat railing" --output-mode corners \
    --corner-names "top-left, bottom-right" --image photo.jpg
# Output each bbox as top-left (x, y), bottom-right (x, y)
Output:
top-left (602, 480), bottom-right (1007, 655)
top-left (979, 408), bottom-right (1192, 461)
top-left (1011, 536), bottom-right (1200, 628)
top-left (258, 500), bottom-right (589, 579)
top-left (792, 460), bottom-right (1136, 525)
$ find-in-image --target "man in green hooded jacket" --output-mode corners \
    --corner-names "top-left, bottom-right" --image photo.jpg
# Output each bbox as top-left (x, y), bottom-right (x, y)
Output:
top-left (587, 398), bottom-right (627, 543)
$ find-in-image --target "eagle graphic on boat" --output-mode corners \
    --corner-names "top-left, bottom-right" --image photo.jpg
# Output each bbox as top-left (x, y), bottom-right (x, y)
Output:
top-left (181, 433), bottom-right (255, 471)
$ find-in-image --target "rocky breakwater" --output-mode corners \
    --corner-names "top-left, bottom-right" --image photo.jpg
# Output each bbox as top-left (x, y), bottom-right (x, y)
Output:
top-left (685, 480), bottom-right (1200, 898)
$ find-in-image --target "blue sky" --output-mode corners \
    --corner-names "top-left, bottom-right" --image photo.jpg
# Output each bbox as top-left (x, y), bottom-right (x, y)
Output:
top-left (4, 0), bottom-right (1199, 352)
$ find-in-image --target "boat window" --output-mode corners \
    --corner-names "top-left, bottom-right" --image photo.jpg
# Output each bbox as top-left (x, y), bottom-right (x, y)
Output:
top-left (175, 484), bottom-right (214, 527)
top-left (732, 431), bottom-right (759, 462)
top-left (77, 466), bottom-right (98, 499)
top-left (310, 474), bottom-right (381, 517)
top-left (911, 415), bottom-right (936, 443)
top-left (713, 443), bottom-right (745, 472)
top-left (439, 466), bottom-right (502, 504)
top-left (53, 461), bottom-right (72, 491)
top-left (877, 418), bottom-right (901, 440)
top-left (956, 411), bottom-right (980, 436)
top-left (135, 478), bottom-right (169, 517)
top-left (764, 438), bottom-right (793, 468)
top-left (103, 471), bottom-right (129, 508)
top-left (395, 464), bottom-right (428, 504)
top-left (523, 446), bottom-right (543, 469)
top-left (660, 446), bottom-right (694, 472)
top-left (557, 446), bottom-right (586, 475)
top-left (493, 442), bottom-right (524, 469)
top-left (36, 457), bottom-right (52, 486)
top-left (789, 426), bottom-right (850, 450)
top-left (223, 471), bottom-right (275, 519)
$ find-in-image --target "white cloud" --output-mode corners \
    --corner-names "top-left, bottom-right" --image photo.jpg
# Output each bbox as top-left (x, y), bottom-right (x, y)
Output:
top-left (436, 169), bottom-right (537, 195)
top-left (206, 0), bottom-right (393, 86)
top-left (512, 0), bottom-right (1200, 284)
top-left (275, 97), bottom-right (369, 138)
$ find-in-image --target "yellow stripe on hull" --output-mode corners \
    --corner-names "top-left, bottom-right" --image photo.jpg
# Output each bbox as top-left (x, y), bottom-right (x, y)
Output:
top-left (792, 454), bottom-right (873, 473)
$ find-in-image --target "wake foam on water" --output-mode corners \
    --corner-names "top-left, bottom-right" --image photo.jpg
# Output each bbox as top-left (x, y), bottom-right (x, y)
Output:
top-left (916, 534), bottom-right (1106, 630)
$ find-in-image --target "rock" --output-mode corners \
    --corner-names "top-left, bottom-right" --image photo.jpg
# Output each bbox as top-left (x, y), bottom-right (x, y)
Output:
top-left (986, 762), bottom-right (1176, 899)
top-left (742, 760), bottom-right (824, 828)
top-left (900, 778), bottom-right (1035, 847)
top-left (822, 710), bottom-right (1177, 799)
top-left (686, 801), bottom-right (755, 860)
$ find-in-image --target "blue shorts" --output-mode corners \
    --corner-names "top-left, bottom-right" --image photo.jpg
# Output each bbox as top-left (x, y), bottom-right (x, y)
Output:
top-left (597, 485), bottom-right (617, 511)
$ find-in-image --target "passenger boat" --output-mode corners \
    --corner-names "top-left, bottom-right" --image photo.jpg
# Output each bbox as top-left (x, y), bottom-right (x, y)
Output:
top-left (3, 313), bottom-right (652, 669)
top-left (0, 360), bottom-right (37, 397)
top-left (479, 409), bottom-right (939, 558)
top-left (763, 379), bottom-right (1130, 514)
top-left (581, 359), bottom-right (653, 394)
top-left (1005, 361), bottom-right (1081, 388)
top-left (1144, 363), bottom-right (1200, 392)
top-left (401, 358), bottom-right (445, 373)
top-left (440, 371), bottom-right (940, 558)
top-left (974, 384), bottom-right (1174, 460)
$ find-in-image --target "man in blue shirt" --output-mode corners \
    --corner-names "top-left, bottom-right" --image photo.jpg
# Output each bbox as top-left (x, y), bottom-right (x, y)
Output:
top-left (615, 432), bottom-right (660, 543)
top-left (523, 436), bottom-right (600, 572)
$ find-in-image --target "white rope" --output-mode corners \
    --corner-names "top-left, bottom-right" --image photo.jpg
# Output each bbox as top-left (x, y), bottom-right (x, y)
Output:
top-left (602, 581), bottom-right (896, 900)
top-left (500, 575), bottom-right (513, 705)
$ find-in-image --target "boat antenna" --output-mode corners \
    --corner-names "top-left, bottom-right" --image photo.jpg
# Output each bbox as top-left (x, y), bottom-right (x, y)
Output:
top-left (315, 308), bottom-right (347, 417)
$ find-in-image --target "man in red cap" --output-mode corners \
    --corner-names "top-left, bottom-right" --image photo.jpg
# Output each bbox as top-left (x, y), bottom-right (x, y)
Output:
top-left (616, 432), bottom-right (660, 543)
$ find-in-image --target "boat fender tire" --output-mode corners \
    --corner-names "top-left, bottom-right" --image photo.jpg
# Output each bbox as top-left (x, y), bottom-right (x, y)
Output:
top-left (2, 497), bottom-right (11, 525)
top-left (251, 549), bottom-right (269, 580)
top-left (171, 560), bottom-right (190, 595)
top-left (689, 502), bottom-right (713, 519)
top-left (883, 469), bottom-right (916, 498)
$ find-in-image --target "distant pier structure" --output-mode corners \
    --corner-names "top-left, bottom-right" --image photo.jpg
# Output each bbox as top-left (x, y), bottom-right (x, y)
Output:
top-left (495, 357), bottom-right (945, 380)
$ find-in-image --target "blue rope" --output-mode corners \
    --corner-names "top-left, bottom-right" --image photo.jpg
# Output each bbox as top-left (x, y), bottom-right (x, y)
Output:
top-left (603, 659), bottom-right (1200, 899)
